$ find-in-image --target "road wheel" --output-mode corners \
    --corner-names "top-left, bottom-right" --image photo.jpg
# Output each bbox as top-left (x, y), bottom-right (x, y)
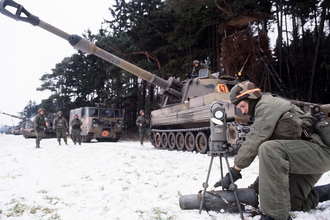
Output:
top-left (196, 132), bottom-right (208, 154)
top-left (226, 122), bottom-right (239, 146)
top-left (176, 132), bottom-right (185, 151)
top-left (167, 132), bottom-right (176, 150)
top-left (161, 133), bottom-right (168, 148)
top-left (149, 130), bottom-right (155, 146)
top-left (185, 132), bottom-right (195, 152)
top-left (154, 132), bottom-right (161, 149)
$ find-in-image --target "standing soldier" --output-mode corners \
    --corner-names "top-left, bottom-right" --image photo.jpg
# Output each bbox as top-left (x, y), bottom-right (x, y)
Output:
top-left (136, 110), bottom-right (150, 146)
top-left (33, 108), bottom-right (46, 148)
top-left (53, 111), bottom-right (68, 145)
top-left (71, 114), bottom-right (82, 145)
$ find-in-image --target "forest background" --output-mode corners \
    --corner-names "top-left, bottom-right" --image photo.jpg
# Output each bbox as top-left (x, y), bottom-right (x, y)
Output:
top-left (20, 0), bottom-right (330, 133)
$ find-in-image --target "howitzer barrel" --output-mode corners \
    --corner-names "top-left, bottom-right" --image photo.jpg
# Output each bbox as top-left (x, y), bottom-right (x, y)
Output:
top-left (180, 188), bottom-right (258, 212)
top-left (0, 0), bottom-right (181, 99)
top-left (68, 35), bottom-right (169, 89)
top-left (1, 112), bottom-right (21, 119)
top-left (1, 111), bottom-right (32, 122)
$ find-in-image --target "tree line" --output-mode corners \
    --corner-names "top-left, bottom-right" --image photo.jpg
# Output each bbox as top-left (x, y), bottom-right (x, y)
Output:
top-left (21, 0), bottom-right (329, 131)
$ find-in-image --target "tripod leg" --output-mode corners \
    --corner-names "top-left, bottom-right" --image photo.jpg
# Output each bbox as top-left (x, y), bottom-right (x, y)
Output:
top-left (199, 155), bottom-right (215, 214)
top-left (224, 154), bottom-right (244, 220)
top-left (219, 155), bottom-right (224, 190)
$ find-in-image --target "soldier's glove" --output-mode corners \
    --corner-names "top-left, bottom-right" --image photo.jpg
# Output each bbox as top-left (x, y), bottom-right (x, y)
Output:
top-left (214, 167), bottom-right (242, 190)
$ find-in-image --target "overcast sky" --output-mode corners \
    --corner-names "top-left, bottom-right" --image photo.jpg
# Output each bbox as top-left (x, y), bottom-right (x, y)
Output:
top-left (0, 0), bottom-right (116, 126)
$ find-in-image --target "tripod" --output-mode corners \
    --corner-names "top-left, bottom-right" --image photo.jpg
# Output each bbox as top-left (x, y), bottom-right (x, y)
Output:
top-left (199, 150), bottom-right (244, 220)
top-left (200, 101), bottom-right (244, 218)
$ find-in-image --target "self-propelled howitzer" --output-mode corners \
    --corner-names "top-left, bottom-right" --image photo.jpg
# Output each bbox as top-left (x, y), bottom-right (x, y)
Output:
top-left (0, 0), bottom-right (251, 154)
top-left (3, 0), bottom-right (328, 154)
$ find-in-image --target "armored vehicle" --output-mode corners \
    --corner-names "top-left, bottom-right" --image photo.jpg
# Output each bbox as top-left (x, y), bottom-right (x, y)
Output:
top-left (22, 120), bottom-right (36, 138)
top-left (5, 127), bottom-right (13, 134)
top-left (23, 118), bottom-right (56, 139)
top-left (1, 111), bottom-right (57, 138)
top-left (69, 106), bottom-right (122, 142)
top-left (1, 111), bottom-right (32, 137)
top-left (12, 125), bottom-right (22, 135)
top-left (1, 0), bottom-right (329, 153)
top-left (44, 115), bottom-right (57, 138)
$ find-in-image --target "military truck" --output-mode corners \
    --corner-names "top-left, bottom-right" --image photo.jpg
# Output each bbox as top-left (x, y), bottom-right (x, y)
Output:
top-left (1, 0), bottom-right (329, 154)
top-left (69, 106), bottom-right (123, 142)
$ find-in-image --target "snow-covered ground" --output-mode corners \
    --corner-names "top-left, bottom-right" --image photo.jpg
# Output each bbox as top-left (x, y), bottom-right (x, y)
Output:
top-left (0, 135), bottom-right (329, 220)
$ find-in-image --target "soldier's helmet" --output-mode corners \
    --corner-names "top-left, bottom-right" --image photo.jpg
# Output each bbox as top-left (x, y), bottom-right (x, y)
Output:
top-left (57, 111), bottom-right (63, 115)
top-left (229, 81), bottom-right (262, 105)
top-left (38, 108), bottom-right (45, 113)
top-left (193, 60), bottom-right (200, 65)
top-left (74, 114), bottom-right (78, 117)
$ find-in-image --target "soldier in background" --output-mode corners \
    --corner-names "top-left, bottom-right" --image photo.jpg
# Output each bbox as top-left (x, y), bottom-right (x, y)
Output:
top-left (188, 60), bottom-right (208, 78)
top-left (136, 110), bottom-right (150, 146)
top-left (71, 114), bottom-right (82, 145)
top-left (33, 108), bottom-right (46, 149)
top-left (53, 111), bottom-right (68, 145)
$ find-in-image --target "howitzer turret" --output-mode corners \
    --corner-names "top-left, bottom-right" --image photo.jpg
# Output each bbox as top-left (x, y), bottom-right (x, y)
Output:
top-left (1, 0), bottom-right (329, 153)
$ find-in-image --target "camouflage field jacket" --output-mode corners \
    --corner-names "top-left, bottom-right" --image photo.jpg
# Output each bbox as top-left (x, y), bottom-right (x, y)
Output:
top-left (234, 95), bottom-right (315, 169)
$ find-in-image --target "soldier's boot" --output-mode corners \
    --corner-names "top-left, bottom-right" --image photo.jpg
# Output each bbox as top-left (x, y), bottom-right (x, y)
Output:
top-left (65, 141), bottom-right (68, 145)
top-left (59, 142), bottom-right (61, 145)
top-left (74, 142), bottom-right (76, 145)
top-left (36, 144), bottom-right (40, 149)
top-left (315, 183), bottom-right (330, 203)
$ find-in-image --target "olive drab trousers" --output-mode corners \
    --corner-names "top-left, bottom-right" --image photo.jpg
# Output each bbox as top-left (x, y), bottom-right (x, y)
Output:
top-left (56, 128), bottom-right (67, 144)
top-left (258, 139), bottom-right (330, 220)
top-left (71, 129), bottom-right (81, 145)
top-left (139, 127), bottom-right (149, 145)
top-left (36, 130), bottom-right (44, 147)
